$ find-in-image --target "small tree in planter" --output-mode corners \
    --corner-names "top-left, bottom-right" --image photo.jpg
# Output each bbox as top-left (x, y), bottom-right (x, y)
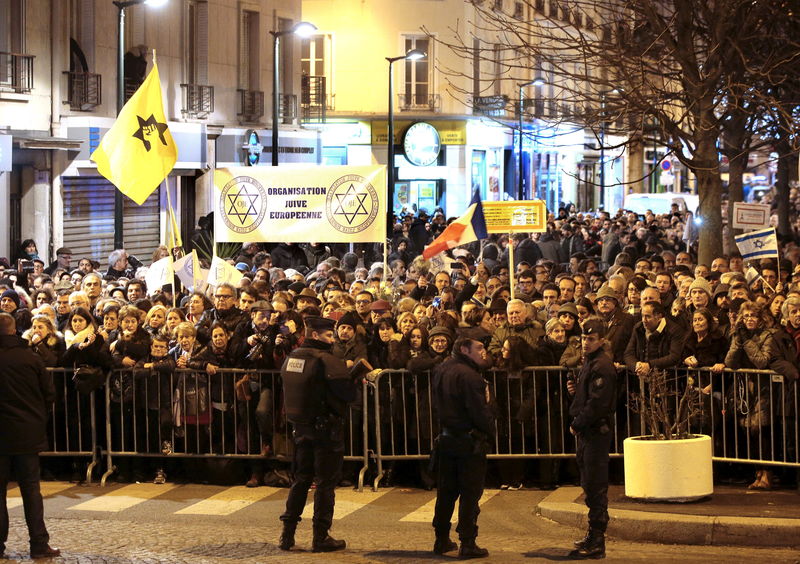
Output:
top-left (624, 368), bottom-right (713, 501)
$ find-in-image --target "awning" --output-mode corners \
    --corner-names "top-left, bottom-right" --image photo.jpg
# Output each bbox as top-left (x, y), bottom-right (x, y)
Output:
top-left (13, 136), bottom-right (83, 151)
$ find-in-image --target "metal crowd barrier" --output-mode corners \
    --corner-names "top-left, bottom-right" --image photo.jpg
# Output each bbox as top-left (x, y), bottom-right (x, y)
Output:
top-left (42, 368), bottom-right (101, 484)
top-left (368, 366), bottom-right (799, 489)
top-left (100, 368), bottom-right (370, 489)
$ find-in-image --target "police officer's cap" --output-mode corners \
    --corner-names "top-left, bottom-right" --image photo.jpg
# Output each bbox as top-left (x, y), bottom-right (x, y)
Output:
top-left (581, 318), bottom-right (606, 338)
top-left (306, 316), bottom-right (336, 333)
top-left (250, 300), bottom-right (273, 312)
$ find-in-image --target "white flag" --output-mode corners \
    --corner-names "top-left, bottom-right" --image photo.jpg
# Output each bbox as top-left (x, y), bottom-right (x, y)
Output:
top-left (734, 227), bottom-right (779, 260)
top-left (207, 256), bottom-right (243, 287)
top-left (173, 250), bottom-right (203, 291)
top-left (145, 256), bottom-right (173, 294)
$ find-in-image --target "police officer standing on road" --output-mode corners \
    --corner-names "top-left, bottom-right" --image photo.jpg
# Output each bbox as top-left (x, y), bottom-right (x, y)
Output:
top-left (431, 337), bottom-right (494, 559)
top-left (278, 316), bottom-right (358, 553)
top-left (0, 313), bottom-right (60, 559)
top-left (566, 319), bottom-right (617, 559)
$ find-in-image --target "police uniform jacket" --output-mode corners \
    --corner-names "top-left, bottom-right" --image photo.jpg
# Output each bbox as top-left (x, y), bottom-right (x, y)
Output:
top-left (0, 335), bottom-right (55, 454)
top-left (433, 352), bottom-right (495, 437)
top-left (569, 347), bottom-right (616, 435)
top-left (281, 338), bottom-right (357, 428)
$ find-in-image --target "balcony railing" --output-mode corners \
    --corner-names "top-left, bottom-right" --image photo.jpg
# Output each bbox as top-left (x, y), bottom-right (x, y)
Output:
top-left (0, 51), bottom-right (34, 93)
top-left (279, 93), bottom-right (297, 123)
top-left (180, 83), bottom-right (214, 119)
top-left (237, 89), bottom-right (264, 123)
top-left (64, 71), bottom-right (102, 111)
top-left (397, 93), bottom-right (441, 112)
top-left (301, 75), bottom-right (327, 122)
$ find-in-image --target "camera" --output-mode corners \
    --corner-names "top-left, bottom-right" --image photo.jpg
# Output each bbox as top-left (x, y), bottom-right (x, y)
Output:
top-left (432, 296), bottom-right (442, 309)
top-left (128, 255), bottom-right (144, 270)
top-left (17, 259), bottom-right (34, 274)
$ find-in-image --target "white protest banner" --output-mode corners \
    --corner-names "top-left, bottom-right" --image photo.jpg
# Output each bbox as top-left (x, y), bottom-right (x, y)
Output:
top-left (173, 250), bottom-right (202, 291)
top-left (207, 256), bottom-right (243, 287)
top-left (145, 256), bottom-right (172, 293)
top-left (213, 166), bottom-right (386, 243)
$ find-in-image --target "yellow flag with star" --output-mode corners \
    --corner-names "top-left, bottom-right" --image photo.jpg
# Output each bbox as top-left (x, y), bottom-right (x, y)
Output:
top-left (91, 62), bottom-right (177, 205)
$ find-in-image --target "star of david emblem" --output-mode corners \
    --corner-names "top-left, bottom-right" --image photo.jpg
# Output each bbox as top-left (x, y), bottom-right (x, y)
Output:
top-left (332, 183), bottom-right (370, 225)
top-left (132, 114), bottom-right (170, 152)
top-left (226, 185), bottom-right (260, 226)
top-left (754, 240), bottom-right (764, 248)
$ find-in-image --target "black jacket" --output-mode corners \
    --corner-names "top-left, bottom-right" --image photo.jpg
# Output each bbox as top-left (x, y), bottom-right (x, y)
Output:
top-left (0, 335), bottom-right (55, 454)
top-left (271, 243), bottom-right (309, 270)
top-left (681, 330), bottom-right (728, 368)
top-left (514, 237), bottom-right (543, 267)
top-left (623, 318), bottom-right (686, 372)
top-left (432, 352), bottom-right (494, 436)
top-left (569, 347), bottom-right (616, 435)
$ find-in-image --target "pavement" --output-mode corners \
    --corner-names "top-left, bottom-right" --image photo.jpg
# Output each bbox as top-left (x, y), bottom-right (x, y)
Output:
top-left (537, 484), bottom-right (800, 548)
top-left (1, 480), bottom-right (799, 562)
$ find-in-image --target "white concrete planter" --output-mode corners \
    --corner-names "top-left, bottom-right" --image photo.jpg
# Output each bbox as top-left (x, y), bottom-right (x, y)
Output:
top-left (623, 434), bottom-right (713, 502)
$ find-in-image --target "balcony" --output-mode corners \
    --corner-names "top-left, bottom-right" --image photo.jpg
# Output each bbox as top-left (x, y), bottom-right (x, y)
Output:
top-left (64, 71), bottom-right (101, 111)
top-left (0, 52), bottom-right (34, 93)
top-left (301, 75), bottom-right (328, 122)
top-left (180, 83), bottom-right (214, 119)
top-left (279, 93), bottom-right (297, 123)
top-left (237, 89), bottom-right (264, 123)
top-left (397, 93), bottom-right (441, 112)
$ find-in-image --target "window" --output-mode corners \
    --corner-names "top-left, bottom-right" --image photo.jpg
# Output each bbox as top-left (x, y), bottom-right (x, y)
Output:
top-left (404, 36), bottom-right (431, 108)
top-left (301, 34), bottom-right (332, 80)
top-left (549, 0), bottom-right (559, 18)
top-left (535, 0), bottom-right (545, 13)
top-left (493, 44), bottom-right (503, 95)
top-left (239, 9), bottom-right (260, 91)
top-left (69, 0), bottom-right (95, 70)
top-left (513, 2), bottom-right (524, 20)
top-left (0, 0), bottom-right (24, 54)
top-left (185, 0), bottom-right (208, 86)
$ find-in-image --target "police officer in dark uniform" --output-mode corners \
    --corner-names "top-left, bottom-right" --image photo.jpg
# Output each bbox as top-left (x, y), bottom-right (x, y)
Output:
top-left (567, 318), bottom-right (617, 559)
top-left (278, 316), bottom-right (358, 553)
top-left (431, 337), bottom-right (494, 559)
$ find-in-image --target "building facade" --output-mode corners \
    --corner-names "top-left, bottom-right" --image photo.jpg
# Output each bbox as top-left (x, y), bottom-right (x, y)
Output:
top-left (0, 0), bottom-right (316, 265)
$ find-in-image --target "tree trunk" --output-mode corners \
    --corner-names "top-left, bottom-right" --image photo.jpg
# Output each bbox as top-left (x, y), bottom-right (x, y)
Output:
top-left (775, 137), bottom-right (792, 238)
top-left (695, 131), bottom-right (724, 265)
top-left (726, 151), bottom-right (747, 253)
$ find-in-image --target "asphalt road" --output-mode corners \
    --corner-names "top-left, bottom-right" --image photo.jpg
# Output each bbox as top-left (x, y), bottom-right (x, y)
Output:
top-left (3, 481), bottom-right (799, 563)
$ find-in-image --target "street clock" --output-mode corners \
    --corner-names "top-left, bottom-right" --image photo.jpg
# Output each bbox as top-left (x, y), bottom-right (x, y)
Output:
top-left (402, 122), bottom-right (441, 166)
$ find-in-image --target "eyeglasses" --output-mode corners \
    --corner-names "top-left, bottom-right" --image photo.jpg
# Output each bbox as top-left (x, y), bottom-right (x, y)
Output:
top-left (742, 313), bottom-right (759, 320)
top-left (430, 338), bottom-right (449, 345)
top-left (214, 294), bottom-right (234, 300)
top-left (356, 299), bottom-right (371, 305)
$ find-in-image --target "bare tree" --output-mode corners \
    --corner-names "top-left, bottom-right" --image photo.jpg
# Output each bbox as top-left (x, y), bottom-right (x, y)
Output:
top-left (435, 0), bottom-right (799, 264)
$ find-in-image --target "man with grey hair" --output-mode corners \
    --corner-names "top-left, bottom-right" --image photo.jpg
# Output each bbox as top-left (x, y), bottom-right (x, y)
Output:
top-left (488, 298), bottom-right (544, 358)
top-left (80, 272), bottom-right (103, 309)
top-left (106, 249), bottom-right (133, 280)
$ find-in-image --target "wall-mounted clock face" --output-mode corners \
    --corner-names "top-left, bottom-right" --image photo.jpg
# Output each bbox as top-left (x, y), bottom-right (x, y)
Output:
top-left (403, 122), bottom-right (441, 166)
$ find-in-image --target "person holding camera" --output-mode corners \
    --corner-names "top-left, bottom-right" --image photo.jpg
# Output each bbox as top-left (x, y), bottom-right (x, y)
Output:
top-left (278, 316), bottom-right (359, 553)
top-left (105, 249), bottom-right (137, 280)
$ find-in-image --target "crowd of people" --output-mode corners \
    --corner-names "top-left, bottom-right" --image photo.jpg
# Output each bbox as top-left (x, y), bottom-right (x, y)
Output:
top-left (1, 200), bottom-right (799, 490)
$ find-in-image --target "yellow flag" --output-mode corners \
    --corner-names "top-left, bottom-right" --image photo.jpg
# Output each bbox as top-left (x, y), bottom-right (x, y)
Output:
top-left (91, 63), bottom-right (177, 205)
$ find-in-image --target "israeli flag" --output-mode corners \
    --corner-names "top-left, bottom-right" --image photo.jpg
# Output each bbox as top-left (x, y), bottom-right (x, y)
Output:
top-left (734, 227), bottom-right (779, 260)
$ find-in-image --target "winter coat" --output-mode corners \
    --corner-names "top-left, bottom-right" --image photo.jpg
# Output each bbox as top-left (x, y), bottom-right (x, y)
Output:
top-left (0, 334), bottom-right (55, 454)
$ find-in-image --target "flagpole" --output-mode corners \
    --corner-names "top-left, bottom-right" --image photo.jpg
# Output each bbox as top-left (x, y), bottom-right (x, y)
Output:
top-left (508, 232), bottom-right (515, 300)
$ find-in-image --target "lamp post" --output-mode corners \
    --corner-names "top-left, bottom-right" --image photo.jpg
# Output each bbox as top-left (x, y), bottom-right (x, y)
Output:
top-left (113, 0), bottom-right (168, 250)
top-left (386, 49), bottom-right (426, 229)
top-left (517, 77), bottom-right (546, 201)
top-left (270, 21), bottom-right (317, 166)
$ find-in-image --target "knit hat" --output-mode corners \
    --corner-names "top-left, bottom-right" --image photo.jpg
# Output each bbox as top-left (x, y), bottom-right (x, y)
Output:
top-left (557, 302), bottom-right (579, 319)
top-left (337, 310), bottom-right (362, 329)
top-left (689, 277), bottom-right (712, 297)
top-left (428, 326), bottom-right (454, 341)
top-left (596, 284), bottom-right (618, 302)
top-left (1, 289), bottom-right (20, 309)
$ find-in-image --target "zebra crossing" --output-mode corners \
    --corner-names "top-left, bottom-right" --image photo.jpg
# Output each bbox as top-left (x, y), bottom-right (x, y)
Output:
top-left (5, 481), bottom-right (508, 522)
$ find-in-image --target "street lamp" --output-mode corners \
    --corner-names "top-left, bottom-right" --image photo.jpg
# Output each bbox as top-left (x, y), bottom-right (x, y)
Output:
top-left (270, 21), bottom-right (317, 166)
top-left (113, 0), bottom-right (168, 250)
top-left (386, 49), bottom-right (426, 228)
top-left (518, 77), bottom-right (546, 201)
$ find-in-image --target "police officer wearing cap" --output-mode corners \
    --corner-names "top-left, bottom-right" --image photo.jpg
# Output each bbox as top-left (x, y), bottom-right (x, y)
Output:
top-left (278, 316), bottom-right (358, 553)
top-left (430, 337), bottom-right (494, 559)
top-left (566, 319), bottom-right (617, 559)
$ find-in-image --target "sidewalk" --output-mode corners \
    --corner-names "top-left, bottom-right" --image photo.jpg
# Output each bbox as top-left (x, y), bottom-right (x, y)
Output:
top-left (536, 485), bottom-right (800, 548)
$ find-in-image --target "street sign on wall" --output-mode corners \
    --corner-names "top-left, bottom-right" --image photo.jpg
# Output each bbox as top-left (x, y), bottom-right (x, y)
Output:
top-left (732, 202), bottom-right (770, 230)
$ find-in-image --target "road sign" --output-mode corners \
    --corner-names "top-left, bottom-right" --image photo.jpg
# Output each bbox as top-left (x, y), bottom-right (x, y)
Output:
top-left (661, 160), bottom-right (672, 171)
top-left (482, 200), bottom-right (547, 233)
top-left (732, 202), bottom-right (770, 230)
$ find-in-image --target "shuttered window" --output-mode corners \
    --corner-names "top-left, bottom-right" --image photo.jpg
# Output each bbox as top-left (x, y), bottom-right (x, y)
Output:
top-left (62, 176), bottom-right (161, 265)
